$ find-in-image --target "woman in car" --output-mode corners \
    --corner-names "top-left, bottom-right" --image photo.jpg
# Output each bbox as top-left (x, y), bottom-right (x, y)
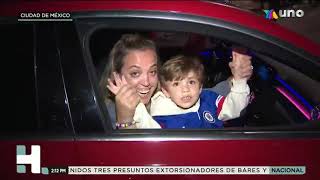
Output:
top-left (99, 33), bottom-right (253, 129)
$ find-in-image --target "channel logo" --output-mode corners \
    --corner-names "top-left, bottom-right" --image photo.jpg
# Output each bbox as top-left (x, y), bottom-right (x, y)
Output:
top-left (263, 9), bottom-right (279, 20)
top-left (264, 9), bottom-right (304, 20)
top-left (16, 145), bottom-right (48, 174)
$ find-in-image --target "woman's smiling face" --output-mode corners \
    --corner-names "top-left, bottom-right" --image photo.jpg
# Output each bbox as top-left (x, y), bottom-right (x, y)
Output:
top-left (120, 49), bottom-right (158, 105)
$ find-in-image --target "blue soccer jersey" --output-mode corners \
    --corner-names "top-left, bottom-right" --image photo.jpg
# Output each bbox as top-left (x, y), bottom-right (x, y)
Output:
top-left (153, 90), bottom-right (224, 129)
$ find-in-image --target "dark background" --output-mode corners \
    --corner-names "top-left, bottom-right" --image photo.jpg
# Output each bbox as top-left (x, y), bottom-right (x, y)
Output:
top-left (215, 0), bottom-right (320, 44)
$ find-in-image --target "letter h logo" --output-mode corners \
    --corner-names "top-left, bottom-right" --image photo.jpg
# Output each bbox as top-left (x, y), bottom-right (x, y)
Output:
top-left (16, 145), bottom-right (41, 174)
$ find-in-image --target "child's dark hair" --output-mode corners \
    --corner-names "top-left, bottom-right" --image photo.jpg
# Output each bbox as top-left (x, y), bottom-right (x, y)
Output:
top-left (159, 55), bottom-right (204, 85)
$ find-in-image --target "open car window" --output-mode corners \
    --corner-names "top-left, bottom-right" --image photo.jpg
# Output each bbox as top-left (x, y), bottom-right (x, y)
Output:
top-left (89, 29), bottom-right (319, 128)
top-left (74, 11), bottom-right (320, 136)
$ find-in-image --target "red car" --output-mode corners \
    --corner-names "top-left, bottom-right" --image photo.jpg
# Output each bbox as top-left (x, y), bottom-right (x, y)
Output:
top-left (0, 1), bottom-right (319, 180)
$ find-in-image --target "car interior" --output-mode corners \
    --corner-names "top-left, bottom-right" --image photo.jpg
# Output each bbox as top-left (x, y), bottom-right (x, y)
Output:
top-left (89, 29), bottom-right (320, 130)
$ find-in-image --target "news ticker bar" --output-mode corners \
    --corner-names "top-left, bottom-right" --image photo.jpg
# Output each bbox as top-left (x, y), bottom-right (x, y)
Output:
top-left (46, 166), bottom-right (306, 175)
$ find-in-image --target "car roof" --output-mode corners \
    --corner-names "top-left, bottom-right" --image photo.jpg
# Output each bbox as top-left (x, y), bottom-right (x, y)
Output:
top-left (1, 0), bottom-right (319, 57)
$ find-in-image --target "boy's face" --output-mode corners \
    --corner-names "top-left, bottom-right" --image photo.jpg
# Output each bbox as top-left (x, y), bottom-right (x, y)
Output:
top-left (162, 71), bottom-right (202, 109)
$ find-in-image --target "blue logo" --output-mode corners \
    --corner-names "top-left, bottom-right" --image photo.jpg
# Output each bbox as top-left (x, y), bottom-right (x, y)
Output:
top-left (203, 111), bottom-right (215, 123)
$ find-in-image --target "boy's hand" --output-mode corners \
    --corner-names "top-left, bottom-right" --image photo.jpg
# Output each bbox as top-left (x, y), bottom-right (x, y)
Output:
top-left (229, 50), bottom-right (253, 81)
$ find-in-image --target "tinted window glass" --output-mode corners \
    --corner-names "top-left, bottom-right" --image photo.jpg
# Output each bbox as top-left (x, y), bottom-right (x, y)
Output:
top-left (36, 23), bottom-right (74, 134)
top-left (0, 23), bottom-right (38, 133)
top-left (0, 23), bottom-right (75, 136)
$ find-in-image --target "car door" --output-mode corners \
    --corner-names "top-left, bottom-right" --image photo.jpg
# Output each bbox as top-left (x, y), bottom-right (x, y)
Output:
top-left (71, 10), bottom-right (320, 180)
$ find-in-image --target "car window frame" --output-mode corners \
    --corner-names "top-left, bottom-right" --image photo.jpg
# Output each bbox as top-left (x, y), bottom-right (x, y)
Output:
top-left (73, 10), bottom-right (320, 140)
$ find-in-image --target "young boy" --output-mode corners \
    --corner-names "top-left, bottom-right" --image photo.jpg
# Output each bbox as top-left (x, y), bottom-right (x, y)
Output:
top-left (150, 55), bottom-right (250, 128)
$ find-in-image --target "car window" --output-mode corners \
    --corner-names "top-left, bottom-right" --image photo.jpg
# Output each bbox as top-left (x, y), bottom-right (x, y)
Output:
top-left (74, 12), bottom-right (319, 135)
top-left (0, 23), bottom-right (38, 134)
top-left (89, 28), bottom-right (319, 127)
top-left (0, 23), bottom-right (75, 137)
